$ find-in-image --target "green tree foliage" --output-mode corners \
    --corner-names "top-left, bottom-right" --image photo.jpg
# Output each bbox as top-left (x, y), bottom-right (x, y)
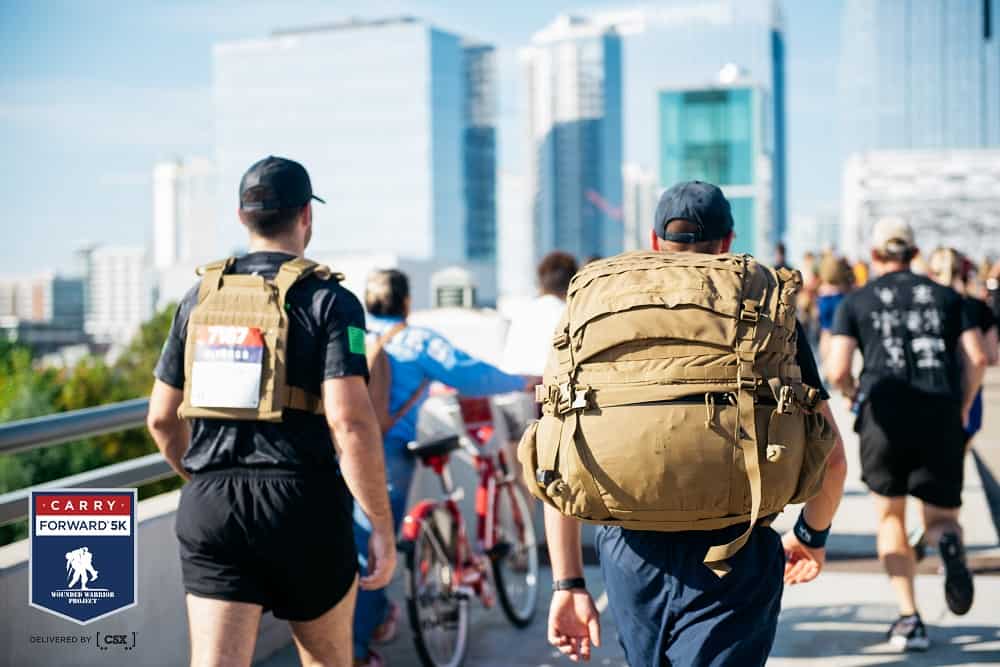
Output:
top-left (0, 305), bottom-right (182, 545)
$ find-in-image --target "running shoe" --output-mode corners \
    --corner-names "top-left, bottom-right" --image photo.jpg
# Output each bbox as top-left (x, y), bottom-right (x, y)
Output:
top-left (887, 613), bottom-right (930, 651)
top-left (940, 532), bottom-right (974, 615)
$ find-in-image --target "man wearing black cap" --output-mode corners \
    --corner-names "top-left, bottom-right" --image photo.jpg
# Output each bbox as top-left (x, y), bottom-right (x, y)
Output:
top-left (544, 181), bottom-right (848, 665)
top-left (147, 156), bottom-right (395, 666)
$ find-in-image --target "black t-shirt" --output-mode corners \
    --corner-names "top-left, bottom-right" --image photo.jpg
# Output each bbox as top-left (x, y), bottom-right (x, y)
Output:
top-left (964, 296), bottom-right (997, 334)
top-left (831, 270), bottom-right (974, 399)
top-left (154, 252), bottom-right (369, 474)
top-left (793, 320), bottom-right (829, 400)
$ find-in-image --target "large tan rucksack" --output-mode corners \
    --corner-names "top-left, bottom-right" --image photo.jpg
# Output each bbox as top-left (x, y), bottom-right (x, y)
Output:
top-left (517, 251), bottom-right (836, 575)
top-left (365, 323), bottom-right (429, 434)
top-left (179, 256), bottom-right (338, 422)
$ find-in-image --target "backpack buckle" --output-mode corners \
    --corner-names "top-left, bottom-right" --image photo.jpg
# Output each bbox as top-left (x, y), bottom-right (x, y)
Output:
top-left (571, 387), bottom-right (591, 411)
top-left (777, 385), bottom-right (794, 414)
top-left (740, 302), bottom-right (760, 323)
top-left (536, 469), bottom-right (560, 488)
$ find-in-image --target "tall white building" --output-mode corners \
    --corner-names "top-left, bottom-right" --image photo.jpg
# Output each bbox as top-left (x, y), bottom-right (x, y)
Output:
top-left (621, 164), bottom-right (659, 251)
top-left (152, 157), bottom-right (217, 270)
top-left (521, 15), bottom-right (624, 263)
top-left (841, 150), bottom-right (1000, 261)
top-left (79, 246), bottom-right (153, 345)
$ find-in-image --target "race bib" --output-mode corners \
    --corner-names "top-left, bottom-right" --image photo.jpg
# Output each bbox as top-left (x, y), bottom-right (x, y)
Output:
top-left (190, 326), bottom-right (264, 408)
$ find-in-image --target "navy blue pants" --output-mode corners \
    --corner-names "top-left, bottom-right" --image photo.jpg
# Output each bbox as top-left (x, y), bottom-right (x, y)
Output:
top-left (596, 523), bottom-right (785, 667)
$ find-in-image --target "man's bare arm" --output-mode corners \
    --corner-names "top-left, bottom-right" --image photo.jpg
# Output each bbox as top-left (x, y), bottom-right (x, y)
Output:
top-left (544, 504), bottom-right (601, 662)
top-left (826, 335), bottom-right (858, 400)
top-left (802, 401), bottom-right (848, 531)
top-left (323, 376), bottom-right (392, 534)
top-left (146, 380), bottom-right (191, 481)
top-left (959, 328), bottom-right (988, 416)
top-left (545, 505), bottom-right (584, 580)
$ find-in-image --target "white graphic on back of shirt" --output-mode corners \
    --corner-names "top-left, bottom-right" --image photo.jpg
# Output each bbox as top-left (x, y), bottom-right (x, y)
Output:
top-left (912, 336), bottom-right (946, 368)
top-left (882, 336), bottom-right (907, 369)
top-left (871, 311), bottom-right (901, 339)
top-left (913, 285), bottom-right (935, 305)
top-left (868, 282), bottom-right (948, 375)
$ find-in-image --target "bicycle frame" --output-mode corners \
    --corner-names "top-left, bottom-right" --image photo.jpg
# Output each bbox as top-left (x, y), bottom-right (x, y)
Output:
top-left (400, 447), bottom-right (522, 606)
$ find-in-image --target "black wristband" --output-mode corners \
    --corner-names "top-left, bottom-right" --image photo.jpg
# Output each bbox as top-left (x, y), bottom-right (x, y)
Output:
top-left (794, 511), bottom-right (830, 549)
top-left (552, 577), bottom-right (587, 592)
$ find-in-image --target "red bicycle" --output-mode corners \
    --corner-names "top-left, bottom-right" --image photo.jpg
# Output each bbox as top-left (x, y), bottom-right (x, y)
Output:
top-left (400, 396), bottom-right (540, 667)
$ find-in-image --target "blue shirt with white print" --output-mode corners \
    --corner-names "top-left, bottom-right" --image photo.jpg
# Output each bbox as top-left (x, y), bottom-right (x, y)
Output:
top-left (367, 314), bottom-right (525, 443)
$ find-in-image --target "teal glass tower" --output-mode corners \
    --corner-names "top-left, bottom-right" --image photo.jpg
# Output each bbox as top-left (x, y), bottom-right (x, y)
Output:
top-left (659, 84), bottom-right (772, 256)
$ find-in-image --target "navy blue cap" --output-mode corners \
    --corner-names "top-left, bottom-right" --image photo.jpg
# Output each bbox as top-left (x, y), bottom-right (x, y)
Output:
top-left (654, 181), bottom-right (734, 243)
top-left (239, 156), bottom-right (325, 211)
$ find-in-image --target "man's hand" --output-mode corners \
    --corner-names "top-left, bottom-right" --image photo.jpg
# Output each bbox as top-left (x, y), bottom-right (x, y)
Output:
top-left (781, 530), bottom-right (825, 584)
top-left (360, 524), bottom-right (397, 590)
top-left (548, 589), bottom-right (601, 662)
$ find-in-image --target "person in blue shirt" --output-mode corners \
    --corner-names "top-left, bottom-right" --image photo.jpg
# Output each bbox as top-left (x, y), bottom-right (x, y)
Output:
top-left (353, 269), bottom-right (529, 667)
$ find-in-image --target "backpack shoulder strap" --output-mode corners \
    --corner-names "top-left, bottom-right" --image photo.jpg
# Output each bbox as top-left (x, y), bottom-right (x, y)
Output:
top-left (196, 257), bottom-right (236, 304)
top-left (273, 258), bottom-right (334, 307)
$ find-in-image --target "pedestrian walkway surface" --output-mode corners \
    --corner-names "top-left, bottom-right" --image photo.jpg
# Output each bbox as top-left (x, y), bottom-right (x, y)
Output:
top-left (261, 388), bottom-right (1000, 666)
top-left (260, 566), bottom-right (1000, 667)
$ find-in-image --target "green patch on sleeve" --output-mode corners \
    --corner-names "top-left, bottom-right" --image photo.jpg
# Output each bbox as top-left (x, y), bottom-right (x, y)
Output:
top-left (347, 326), bottom-right (366, 355)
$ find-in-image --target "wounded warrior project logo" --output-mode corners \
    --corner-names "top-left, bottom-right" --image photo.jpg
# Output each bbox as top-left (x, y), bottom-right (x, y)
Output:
top-left (30, 490), bottom-right (137, 624)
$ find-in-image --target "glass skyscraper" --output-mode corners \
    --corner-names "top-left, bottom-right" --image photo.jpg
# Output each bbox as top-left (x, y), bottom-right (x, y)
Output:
top-left (589, 1), bottom-right (786, 252)
top-left (214, 18), bottom-right (496, 266)
top-left (522, 15), bottom-right (624, 263)
top-left (463, 44), bottom-right (497, 261)
top-left (659, 84), bottom-right (772, 256)
top-left (840, 0), bottom-right (1000, 150)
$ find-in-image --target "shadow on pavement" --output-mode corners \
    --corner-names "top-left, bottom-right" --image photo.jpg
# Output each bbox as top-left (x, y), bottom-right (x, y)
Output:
top-left (772, 603), bottom-right (1000, 665)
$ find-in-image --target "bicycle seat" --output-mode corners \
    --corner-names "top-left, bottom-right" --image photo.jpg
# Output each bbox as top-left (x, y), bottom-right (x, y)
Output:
top-left (407, 434), bottom-right (461, 459)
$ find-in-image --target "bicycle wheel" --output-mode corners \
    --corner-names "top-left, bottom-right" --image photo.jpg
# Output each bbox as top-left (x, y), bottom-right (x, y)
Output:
top-left (405, 511), bottom-right (469, 667)
top-left (490, 482), bottom-right (540, 628)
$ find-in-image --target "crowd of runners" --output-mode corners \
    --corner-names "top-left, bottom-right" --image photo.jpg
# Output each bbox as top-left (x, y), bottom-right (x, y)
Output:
top-left (145, 156), bottom-right (996, 667)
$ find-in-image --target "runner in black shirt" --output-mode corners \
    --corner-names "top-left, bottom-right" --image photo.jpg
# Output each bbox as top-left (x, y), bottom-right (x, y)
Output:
top-left (828, 220), bottom-right (988, 651)
top-left (926, 247), bottom-right (1000, 441)
top-left (147, 157), bottom-right (395, 666)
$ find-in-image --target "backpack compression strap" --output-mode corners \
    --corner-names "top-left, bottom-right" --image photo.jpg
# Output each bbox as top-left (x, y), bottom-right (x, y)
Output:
top-left (702, 282), bottom-right (764, 577)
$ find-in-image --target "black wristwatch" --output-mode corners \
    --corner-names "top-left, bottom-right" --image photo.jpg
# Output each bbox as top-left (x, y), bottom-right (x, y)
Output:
top-left (552, 577), bottom-right (587, 592)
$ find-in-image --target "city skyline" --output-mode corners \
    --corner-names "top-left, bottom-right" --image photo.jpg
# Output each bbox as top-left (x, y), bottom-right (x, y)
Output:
top-left (3, 3), bottom-right (852, 272)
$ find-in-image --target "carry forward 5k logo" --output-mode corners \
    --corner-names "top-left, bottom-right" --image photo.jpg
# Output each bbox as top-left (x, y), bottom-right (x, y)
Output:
top-left (30, 490), bottom-right (137, 624)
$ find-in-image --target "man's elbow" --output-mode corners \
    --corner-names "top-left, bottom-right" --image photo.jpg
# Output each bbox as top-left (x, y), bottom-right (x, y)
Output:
top-left (828, 367), bottom-right (852, 391)
top-left (326, 413), bottom-right (378, 443)
top-left (971, 352), bottom-right (990, 374)
top-left (825, 445), bottom-right (849, 486)
top-left (147, 410), bottom-right (180, 437)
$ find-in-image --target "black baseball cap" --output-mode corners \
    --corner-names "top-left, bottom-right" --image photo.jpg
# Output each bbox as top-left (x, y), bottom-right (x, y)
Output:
top-left (654, 181), bottom-right (734, 243)
top-left (239, 156), bottom-right (326, 211)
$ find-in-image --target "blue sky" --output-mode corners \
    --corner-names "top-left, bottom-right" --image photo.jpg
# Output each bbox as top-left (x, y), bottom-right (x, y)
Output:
top-left (0, 0), bottom-right (841, 275)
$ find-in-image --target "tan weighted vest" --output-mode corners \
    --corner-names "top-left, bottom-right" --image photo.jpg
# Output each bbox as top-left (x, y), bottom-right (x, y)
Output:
top-left (517, 251), bottom-right (836, 575)
top-left (178, 256), bottom-right (339, 423)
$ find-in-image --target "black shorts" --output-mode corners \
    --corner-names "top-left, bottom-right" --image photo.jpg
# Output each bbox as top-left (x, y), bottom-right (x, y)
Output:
top-left (176, 468), bottom-right (358, 621)
top-left (856, 386), bottom-right (966, 508)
